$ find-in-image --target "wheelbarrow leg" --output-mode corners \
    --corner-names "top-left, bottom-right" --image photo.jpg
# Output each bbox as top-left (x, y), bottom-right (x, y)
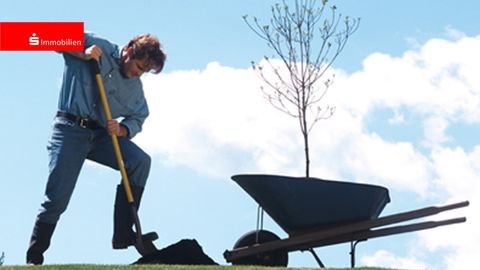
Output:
top-left (256, 205), bottom-right (265, 233)
top-left (350, 239), bottom-right (366, 268)
top-left (308, 248), bottom-right (325, 268)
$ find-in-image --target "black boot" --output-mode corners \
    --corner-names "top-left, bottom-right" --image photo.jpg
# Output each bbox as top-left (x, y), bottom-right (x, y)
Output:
top-left (26, 219), bottom-right (56, 265)
top-left (112, 184), bottom-right (157, 249)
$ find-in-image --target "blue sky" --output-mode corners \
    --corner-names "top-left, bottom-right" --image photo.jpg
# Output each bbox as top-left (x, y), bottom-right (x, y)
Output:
top-left (1, 0), bottom-right (479, 269)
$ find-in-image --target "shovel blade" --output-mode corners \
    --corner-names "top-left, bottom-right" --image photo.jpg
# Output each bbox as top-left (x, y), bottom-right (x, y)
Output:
top-left (135, 237), bottom-right (159, 256)
top-left (130, 205), bottom-right (159, 256)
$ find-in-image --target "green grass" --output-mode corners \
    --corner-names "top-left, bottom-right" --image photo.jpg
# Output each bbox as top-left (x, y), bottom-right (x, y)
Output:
top-left (0, 265), bottom-right (392, 270)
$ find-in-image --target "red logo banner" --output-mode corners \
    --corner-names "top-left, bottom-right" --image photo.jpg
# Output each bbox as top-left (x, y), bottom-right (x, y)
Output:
top-left (0, 22), bottom-right (84, 51)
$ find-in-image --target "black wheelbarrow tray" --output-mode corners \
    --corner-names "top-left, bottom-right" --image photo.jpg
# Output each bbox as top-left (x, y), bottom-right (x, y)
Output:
top-left (223, 174), bottom-right (469, 268)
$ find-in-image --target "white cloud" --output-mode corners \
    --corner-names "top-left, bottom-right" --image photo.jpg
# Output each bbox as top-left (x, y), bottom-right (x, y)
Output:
top-left (136, 62), bottom-right (302, 177)
top-left (444, 25), bottom-right (467, 41)
top-left (134, 35), bottom-right (480, 268)
top-left (388, 110), bottom-right (405, 125)
top-left (341, 132), bottom-right (432, 194)
top-left (360, 250), bottom-right (427, 270)
top-left (422, 116), bottom-right (451, 148)
top-left (416, 146), bottom-right (480, 270)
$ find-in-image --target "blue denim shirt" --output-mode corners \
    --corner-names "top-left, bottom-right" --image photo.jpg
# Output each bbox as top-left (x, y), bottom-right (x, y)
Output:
top-left (58, 32), bottom-right (149, 138)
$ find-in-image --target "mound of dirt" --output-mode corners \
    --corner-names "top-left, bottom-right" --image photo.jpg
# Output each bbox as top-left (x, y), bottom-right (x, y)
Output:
top-left (133, 239), bottom-right (218, 265)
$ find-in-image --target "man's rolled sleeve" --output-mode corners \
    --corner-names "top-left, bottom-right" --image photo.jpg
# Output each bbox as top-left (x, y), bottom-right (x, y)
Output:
top-left (120, 101), bottom-right (149, 138)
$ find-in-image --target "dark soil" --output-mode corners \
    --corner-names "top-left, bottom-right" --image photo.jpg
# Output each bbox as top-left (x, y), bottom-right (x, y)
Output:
top-left (134, 239), bottom-right (218, 265)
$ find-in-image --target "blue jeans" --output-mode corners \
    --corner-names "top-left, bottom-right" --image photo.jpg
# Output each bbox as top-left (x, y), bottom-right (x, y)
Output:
top-left (37, 116), bottom-right (151, 224)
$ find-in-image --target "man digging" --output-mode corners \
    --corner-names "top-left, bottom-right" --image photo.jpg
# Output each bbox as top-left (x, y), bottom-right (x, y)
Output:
top-left (26, 32), bottom-right (166, 265)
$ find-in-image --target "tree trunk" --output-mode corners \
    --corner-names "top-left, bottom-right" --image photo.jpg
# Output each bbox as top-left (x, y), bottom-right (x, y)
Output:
top-left (304, 132), bottom-right (310, 178)
top-left (302, 111), bottom-right (310, 178)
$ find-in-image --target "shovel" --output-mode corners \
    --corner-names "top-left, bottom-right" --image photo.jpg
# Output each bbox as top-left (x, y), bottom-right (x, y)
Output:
top-left (90, 59), bottom-right (158, 256)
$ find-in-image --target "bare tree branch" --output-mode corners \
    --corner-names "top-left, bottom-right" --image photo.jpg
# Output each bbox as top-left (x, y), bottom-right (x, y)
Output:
top-left (245, 0), bottom-right (359, 177)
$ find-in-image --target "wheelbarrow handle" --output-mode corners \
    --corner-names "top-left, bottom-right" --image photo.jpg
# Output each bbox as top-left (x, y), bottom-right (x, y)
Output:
top-left (90, 59), bottom-right (134, 204)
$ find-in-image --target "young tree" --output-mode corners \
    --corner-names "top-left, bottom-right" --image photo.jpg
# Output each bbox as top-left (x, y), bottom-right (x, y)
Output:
top-left (244, 0), bottom-right (359, 177)
top-left (0, 251), bottom-right (4, 265)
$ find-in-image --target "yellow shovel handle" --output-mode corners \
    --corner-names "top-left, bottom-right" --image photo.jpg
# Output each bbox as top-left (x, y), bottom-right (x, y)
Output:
top-left (91, 60), bottom-right (134, 204)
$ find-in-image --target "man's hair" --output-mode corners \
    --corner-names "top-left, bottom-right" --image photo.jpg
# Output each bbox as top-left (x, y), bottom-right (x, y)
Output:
top-left (124, 34), bottom-right (167, 74)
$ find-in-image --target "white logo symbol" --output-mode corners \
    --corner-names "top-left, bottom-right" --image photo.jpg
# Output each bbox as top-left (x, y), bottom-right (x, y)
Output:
top-left (29, 33), bottom-right (39, 46)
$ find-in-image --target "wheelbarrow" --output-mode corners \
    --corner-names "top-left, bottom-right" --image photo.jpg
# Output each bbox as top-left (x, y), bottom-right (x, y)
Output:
top-left (223, 174), bottom-right (469, 268)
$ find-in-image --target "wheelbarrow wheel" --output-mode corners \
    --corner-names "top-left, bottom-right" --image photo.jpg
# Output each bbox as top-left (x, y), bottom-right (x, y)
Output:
top-left (231, 229), bottom-right (288, 267)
